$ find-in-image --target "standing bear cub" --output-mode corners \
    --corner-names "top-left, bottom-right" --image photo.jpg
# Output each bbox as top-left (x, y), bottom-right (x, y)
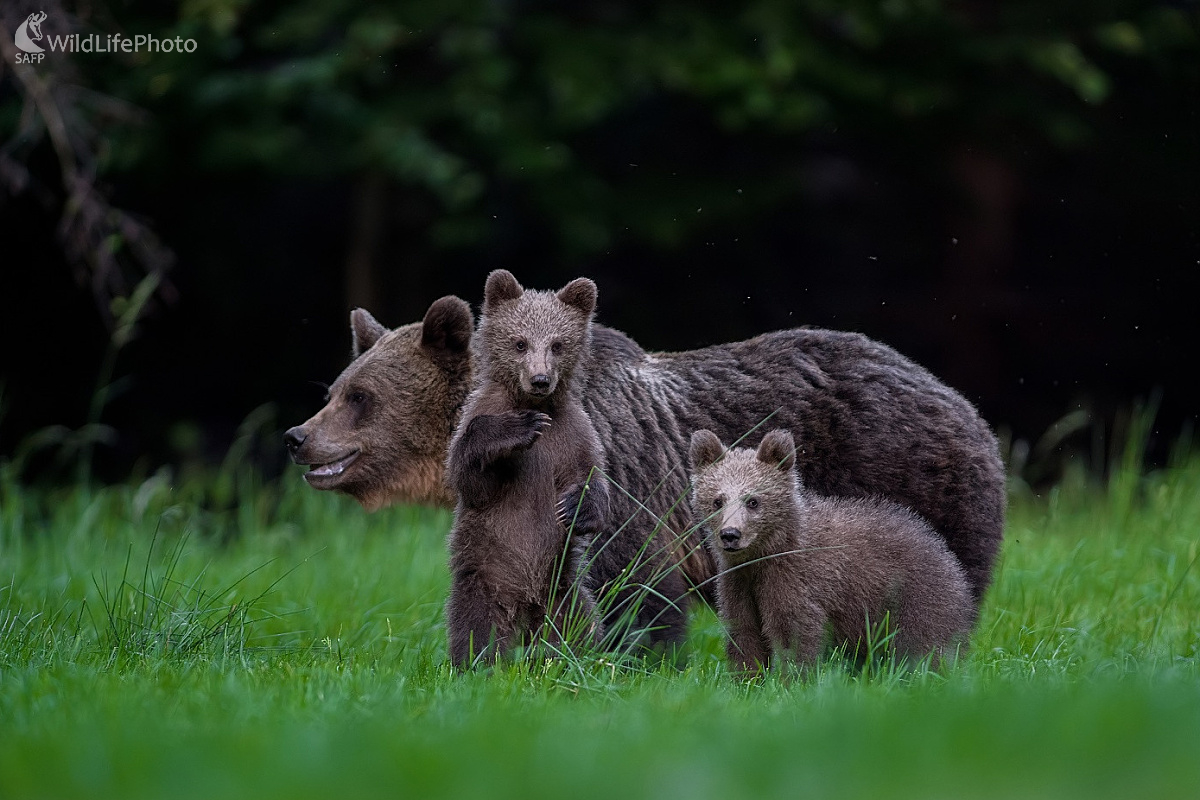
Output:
top-left (444, 270), bottom-right (610, 666)
top-left (689, 429), bottom-right (973, 673)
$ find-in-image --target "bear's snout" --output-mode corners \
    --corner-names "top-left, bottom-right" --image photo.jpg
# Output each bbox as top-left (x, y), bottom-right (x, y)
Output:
top-left (530, 373), bottom-right (551, 392)
top-left (719, 527), bottom-right (742, 548)
top-left (283, 426), bottom-right (307, 455)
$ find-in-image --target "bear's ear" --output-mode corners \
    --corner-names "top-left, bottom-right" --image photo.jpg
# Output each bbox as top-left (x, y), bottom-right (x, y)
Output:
top-left (756, 429), bottom-right (796, 473)
top-left (421, 296), bottom-right (474, 359)
top-left (689, 430), bottom-right (725, 473)
top-left (484, 270), bottom-right (524, 310)
top-left (351, 308), bottom-right (388, 357)
top-left (556, 277), bottom-right (597, 317)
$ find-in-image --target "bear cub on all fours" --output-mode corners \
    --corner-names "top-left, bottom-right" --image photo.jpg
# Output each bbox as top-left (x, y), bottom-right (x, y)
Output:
top-left (444, 270), bottom-right (611, 666)
top-left (689, 428), bottom-right (974, 673)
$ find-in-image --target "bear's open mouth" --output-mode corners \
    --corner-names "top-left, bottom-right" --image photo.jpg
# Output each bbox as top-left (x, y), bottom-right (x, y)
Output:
top-left (304, 450), bottom-right (359, 487)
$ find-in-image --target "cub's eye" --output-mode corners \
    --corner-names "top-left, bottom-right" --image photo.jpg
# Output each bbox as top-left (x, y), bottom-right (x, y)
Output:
top-left (745, 497), bottom-right (760, 510)
top-left (712, 497), bottom-right (724, 510)
top-left (551, 341), bottom-right (563, 355)
top-left (515, 340), bottom-right (527, 352)
top-left (349, 391), bottom-right (367, 405)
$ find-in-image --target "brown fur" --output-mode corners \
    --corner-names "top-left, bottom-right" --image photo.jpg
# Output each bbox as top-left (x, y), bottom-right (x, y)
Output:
top-left (287, 293), bottom-right (1005, 647)
top-left (443, 271), bottom-right (609, 666)
top-left (689, 429), bottom-right (974, 673)
top-left (283, 300), bottom-right (472, 510)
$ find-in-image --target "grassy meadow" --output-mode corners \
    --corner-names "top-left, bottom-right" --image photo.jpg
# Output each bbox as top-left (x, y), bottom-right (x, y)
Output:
top-left (1, 446), bottom-right (1199, 799)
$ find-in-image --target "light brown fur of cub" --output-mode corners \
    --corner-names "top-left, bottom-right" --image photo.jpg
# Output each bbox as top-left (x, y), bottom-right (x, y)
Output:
top-left (443, 271), bottom-right (609, 666)
top-left (689, 429), bottom-right (973, 674)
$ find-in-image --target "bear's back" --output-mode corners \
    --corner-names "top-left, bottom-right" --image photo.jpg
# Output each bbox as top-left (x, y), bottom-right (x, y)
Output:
top-left (580, 325), bottom-right (1004, 602)
top-left (789, 494), bottom-right (973, 642)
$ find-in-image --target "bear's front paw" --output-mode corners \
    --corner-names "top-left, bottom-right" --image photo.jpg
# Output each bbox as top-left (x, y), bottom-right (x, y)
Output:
top-left (557, 481), bottom-right (605, 534)
top-left (504, 409), bottom-right (552, 451)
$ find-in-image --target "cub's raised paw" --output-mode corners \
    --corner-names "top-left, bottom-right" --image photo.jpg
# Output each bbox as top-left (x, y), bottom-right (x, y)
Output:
top-left (505, 409), bottom-right (552, 450)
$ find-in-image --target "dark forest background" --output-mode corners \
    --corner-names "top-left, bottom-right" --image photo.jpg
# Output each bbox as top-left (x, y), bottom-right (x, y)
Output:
top-left (1, 0), bottom-right (1197, 487)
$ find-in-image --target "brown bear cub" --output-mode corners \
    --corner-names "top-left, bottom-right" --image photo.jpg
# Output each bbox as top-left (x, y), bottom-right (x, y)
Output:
top-left (444, 270), bottom-right (610, 666)
top-left (689, 428), bottom-right (973, 673)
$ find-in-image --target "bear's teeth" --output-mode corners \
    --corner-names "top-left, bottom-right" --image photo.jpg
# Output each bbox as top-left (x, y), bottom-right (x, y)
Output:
top-left (309, 452), bottom-right (357, 477)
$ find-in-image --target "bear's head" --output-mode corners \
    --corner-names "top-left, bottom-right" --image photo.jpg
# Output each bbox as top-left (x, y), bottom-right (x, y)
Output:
top-left (476, 269), bottom-right (597, 404)
top-left (688, 428), bottom-right (802, 564)
top-left (283, 296), bottom-right (474, 511)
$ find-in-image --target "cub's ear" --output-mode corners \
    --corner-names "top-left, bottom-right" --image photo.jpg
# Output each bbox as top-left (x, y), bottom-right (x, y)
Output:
top-left (556, 277), bottom-right (597, 317)
top-left (421, 296), bottom-right (474, 360)
top-left (484, 270), bottom-right (524, 310)
top-left (689, 430), bottom-right (726, 473)
top-left (351, 308), bottom-right (388, 357)
top-left (756, 429), bottom-right (796, 472)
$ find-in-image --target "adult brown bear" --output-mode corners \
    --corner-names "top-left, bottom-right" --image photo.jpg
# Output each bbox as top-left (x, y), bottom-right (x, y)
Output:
top-left (285, 293), bottom-right (1005, 645)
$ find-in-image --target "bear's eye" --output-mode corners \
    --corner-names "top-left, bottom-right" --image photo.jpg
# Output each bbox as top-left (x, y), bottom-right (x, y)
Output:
top-left (551, 341), bottom-right (563, 355)
top-left (349, 391), bottom-right (367, 405)
top-left (712, 497), bottom-right (724, 510)
top-left (515, 340), bottom-right (527, 353)
top-left (745, 496), bottom-right (760, 510)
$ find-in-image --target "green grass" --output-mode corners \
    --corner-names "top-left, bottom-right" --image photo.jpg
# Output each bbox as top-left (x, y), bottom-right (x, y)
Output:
top-left (1, 453), bottom-right (1199, 800)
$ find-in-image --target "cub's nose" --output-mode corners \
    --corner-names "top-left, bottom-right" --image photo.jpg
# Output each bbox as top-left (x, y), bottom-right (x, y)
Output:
top-left (530, 374), bottom-right (551, 391)
top-left (283, 426), bottom-right (307, 453)
top-left (719, 527), bottom-right (741, 546)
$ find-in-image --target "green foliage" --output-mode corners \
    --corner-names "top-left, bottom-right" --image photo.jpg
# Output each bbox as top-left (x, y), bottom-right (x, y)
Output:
top-left (8, 1), bottom-right (1194, 260)
top-left (2, 448), bottom-right (1200, 798)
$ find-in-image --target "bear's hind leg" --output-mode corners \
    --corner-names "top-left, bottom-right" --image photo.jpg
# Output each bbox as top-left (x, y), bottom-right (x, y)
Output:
top-left (446, 571), bottom-right (519, 667)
